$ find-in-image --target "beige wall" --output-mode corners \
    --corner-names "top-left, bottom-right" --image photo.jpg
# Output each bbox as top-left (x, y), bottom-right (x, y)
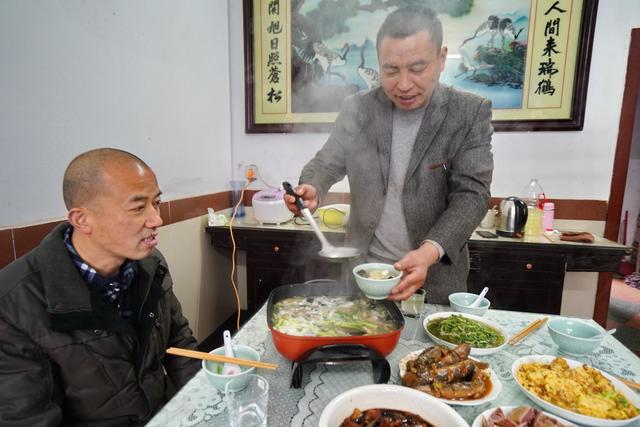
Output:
top-left (157, 215), bottom-right (236, 341)
top-left (557, 220), bottom-right (605, 318)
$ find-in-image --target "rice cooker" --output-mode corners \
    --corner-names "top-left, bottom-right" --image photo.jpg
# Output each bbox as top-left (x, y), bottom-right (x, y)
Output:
top-left (252, 188), bottom-right (294, 225)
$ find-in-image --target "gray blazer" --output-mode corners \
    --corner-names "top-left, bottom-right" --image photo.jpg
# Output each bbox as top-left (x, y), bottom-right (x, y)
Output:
top-left (300, 83), bottom-right (494, 304)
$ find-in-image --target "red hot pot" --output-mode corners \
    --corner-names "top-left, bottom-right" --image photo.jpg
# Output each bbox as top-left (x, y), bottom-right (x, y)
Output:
top-left (266, 280), bottom-right (405, 361)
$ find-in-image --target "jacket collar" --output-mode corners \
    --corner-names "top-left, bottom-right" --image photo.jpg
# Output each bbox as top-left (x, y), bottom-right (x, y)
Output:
top-left (35, 222), bottom-right (163, 330)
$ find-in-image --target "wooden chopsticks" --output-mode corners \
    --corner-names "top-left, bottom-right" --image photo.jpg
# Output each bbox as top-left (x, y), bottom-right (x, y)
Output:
top-left (508, 317), bottom-right (548, 345)
top-left (166, 347), bottom-right (278, 370)
top-left (615, 375), bottom-right (640, 391)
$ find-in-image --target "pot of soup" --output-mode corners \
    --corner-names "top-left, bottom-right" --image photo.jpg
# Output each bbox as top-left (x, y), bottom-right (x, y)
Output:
top-left (267, 280), bottom-right (404, 361)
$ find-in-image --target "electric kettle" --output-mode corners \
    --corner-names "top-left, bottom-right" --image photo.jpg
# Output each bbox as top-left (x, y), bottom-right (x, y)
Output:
top-left (496, 196), bottom-right (528, 237)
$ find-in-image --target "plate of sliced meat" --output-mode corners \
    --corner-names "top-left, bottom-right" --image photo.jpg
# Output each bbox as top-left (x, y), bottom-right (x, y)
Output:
top-left (471, 406), bottom-right (577, 427)
top-left (399, 343), bottom-right (501, 406)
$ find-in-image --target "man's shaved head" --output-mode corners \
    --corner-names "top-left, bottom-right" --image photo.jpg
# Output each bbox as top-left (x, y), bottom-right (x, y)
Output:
top-left (63, 148), bottom-right (150, 210)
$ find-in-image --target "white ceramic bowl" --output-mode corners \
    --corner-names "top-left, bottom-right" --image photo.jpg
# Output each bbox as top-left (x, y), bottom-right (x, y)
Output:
top-left (398, 349), bottom-right (502, 406)
top-left (352, 263), bottom-right (401, 300)
top-left (471, 406), bottom-right (577, 427)
top-left (547, 317), bottom-right (605, 356)
top-left (449, 292), bottom-right (491, 316)
top-left (511, 355), bottom-right (640, 427)
top-left (318, 384), bottom-right (469, 427)
top-left (201, 344), bottom-right (260, 391)
top-left (423, 312), bottom-right (508, 356)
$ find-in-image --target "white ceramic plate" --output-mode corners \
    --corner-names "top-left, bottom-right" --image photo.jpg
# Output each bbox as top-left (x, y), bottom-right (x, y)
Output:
top-left (511, 355), bottom-right (640, 427)
top-left (422, 312), bottom-right (508, 356)
top-left (317, 384), bottom-right (468, 427)
top-left (471, 406), bottom-right (577, 427)
top-left (398, 349), bottom-right (502, 406)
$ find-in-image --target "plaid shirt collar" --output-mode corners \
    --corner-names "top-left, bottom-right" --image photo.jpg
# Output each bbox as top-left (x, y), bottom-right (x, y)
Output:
top-left (63, 225), bottom-right (137, 317)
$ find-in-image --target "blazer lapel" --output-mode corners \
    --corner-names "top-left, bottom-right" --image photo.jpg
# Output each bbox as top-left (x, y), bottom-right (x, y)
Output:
top-left (373, 90), bottom-right (394, 189)
top-left (405, 84), bottom-right (449, 182)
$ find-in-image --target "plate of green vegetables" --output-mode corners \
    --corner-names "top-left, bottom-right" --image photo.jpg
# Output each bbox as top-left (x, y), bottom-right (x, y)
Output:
top-left (423, 312), bottom-right (508, 355)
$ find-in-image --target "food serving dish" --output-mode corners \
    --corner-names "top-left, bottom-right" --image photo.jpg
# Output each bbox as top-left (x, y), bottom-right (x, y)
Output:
top-left (352, 262), bottom-right (402, 300)
top-left (398, 349), bottom-right (502, 406)
top-left (511, 355), bottom-right (640, 427)
top-left (267, 280), bottom-right (404, 361)
top-left (471, 406), bottom-right (576, 427)
top-left (423, 312), bottom-right (508, 356)
top-left (318, 384), bottom-right (469, 427)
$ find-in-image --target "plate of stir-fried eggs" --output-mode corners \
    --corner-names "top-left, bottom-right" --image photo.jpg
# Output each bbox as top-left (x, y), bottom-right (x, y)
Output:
top-left (512, 355), bottom-right (640, 426)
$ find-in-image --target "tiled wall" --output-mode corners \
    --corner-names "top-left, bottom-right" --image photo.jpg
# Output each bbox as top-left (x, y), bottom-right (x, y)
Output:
top-left (0, 192), bottom-right (606, 270)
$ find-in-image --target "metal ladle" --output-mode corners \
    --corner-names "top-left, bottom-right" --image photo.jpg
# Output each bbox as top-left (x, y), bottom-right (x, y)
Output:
top-left (282, 182), bottom-right (360, 262)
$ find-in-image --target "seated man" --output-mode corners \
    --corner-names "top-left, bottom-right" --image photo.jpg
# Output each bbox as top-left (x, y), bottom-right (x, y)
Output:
top-left (0, 148), bottom-right (200, 426)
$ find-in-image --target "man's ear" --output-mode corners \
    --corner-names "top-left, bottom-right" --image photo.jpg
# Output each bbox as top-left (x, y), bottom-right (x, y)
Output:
top-left (439, 46), bottom-right (448, 71)
top-left (67, 207), bottom-right (91, 234)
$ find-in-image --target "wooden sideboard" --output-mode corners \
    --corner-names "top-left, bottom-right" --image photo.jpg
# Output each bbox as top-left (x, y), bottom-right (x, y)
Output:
top-left (206, 221), bottom-right (629, 318)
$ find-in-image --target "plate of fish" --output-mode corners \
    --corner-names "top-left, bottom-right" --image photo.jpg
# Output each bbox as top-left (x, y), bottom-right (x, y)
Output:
top-left (399, 343), bottom-right (501, 406)
top-left (423, 312), bottom-right (508, 356)
top-left (471, 406), bottom-right (577, 427)
top-left (512, 355), bottom-right (640, 427)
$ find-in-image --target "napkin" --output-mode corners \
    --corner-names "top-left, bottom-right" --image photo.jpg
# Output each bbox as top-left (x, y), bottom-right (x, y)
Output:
top-left (560, 231), bottom-right (595, 243)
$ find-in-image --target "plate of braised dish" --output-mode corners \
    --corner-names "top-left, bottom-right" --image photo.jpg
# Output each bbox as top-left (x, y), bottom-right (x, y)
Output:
top-left (399, 343), bottom-right (502, 406)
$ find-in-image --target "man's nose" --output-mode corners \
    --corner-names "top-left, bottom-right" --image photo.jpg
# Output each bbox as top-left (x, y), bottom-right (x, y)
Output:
top-left (147, 208), bottom-right (163, 228)
top-left (397, 70), bottom-right (412, 91)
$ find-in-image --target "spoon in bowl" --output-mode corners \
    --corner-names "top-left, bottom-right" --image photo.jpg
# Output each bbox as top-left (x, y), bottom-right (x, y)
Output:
top-left (593, 328), bottom-right (617, 339)
top-left (282, 182), bottom-right (360, 262)
top-left (468, 287), bottom-right (489, 307)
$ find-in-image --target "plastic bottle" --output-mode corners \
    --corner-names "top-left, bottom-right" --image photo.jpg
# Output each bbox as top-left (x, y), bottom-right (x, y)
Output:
top-left (542, 202), bottom-right (555, 231)
top-left (522, 178), bottom-right (545, 237)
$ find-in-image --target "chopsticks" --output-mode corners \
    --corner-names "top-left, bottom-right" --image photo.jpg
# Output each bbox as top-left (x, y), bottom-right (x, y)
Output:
top-left (166, 347), bottom-right (278, 370)
top-left (615, 375), bottom-right (640, 391)
top-left (508, 317), bottom-right (548, 345)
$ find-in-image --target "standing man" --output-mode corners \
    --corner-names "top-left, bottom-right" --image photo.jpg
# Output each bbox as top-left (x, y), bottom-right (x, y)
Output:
top-left (285, 6), bottom-right (494, 304)
top-left (0, 148), bottom-right (199, 426)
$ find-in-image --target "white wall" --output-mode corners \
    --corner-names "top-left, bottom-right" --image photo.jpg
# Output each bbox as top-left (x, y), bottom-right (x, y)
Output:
top-left (0, 0), bottom-right (232, 228)
top-left (229, 1), bottom-right (640, 202)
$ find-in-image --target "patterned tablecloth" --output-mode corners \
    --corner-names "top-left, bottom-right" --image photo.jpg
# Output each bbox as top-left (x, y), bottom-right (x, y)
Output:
top-left (148, 304), bottom-right (640, 426)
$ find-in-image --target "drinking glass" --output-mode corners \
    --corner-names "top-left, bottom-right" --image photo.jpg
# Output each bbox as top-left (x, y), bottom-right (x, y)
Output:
top-left (225, 374), bottom-right (269, 427)
top-left (401, 288), bottom-right (426, 316)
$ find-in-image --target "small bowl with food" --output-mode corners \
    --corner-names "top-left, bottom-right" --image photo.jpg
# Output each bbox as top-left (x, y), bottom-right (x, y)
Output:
top-left (201, 344), bottom-right (260, 391)
top-left (423, 312), bottom-right (508, 356)
top-left (547, 317), bottom-right (606, 356)
top-left (448, 292), bottom-right (491, 316)
top-left (352, 263), bottom-right (402, 300)
top-left (318, 384), bottom-right (468, 427)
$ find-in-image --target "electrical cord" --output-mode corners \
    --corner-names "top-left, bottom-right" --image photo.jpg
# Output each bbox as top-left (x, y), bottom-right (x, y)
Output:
top-left (228, 178), bottom-right (253, 331)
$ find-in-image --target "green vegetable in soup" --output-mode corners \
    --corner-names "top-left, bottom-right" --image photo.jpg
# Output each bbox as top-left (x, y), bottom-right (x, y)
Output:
top-left (427, 315), bottom-right (504, 348)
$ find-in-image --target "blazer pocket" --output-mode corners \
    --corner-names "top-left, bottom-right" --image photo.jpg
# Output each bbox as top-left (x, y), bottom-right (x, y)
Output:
top-left (427, 161), bottom-right (448, 172)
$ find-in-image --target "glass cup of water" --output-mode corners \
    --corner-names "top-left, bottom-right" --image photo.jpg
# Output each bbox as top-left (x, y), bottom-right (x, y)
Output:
top-left (401, 288), bottom-right (426, 316)
top-left (225, 374), bottom-right (269, 427)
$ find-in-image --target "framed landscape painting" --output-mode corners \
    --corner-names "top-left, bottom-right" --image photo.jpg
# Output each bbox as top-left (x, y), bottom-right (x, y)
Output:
top-left (244, 0), bottom-right (598, 133)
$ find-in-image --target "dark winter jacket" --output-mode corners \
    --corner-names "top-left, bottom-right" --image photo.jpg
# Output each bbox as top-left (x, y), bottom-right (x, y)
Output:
top-left (0, 223), bottom-right (200, 426)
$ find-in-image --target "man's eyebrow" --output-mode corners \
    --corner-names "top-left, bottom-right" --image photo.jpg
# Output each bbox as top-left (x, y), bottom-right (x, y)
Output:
top-left (130, 191), bottom-right (162, 203)
top-left (410, 59), bottom-right (428, 67)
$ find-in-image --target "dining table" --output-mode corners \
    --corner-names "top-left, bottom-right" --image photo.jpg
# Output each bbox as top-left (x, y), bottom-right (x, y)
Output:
top-left (148, 303), bottom-right (640, 427)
